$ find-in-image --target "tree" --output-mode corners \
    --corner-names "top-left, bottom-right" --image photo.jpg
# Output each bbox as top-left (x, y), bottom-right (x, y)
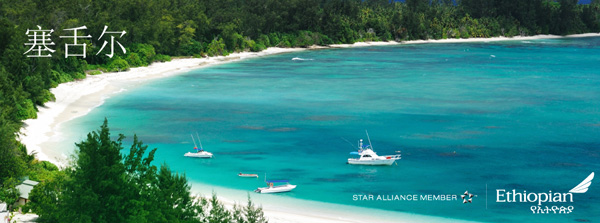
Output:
top-left (0, 113), bottom-right (26, 183)
top-left (558, 0), bottom-right (581, 34)
top-left (155, 164), bottom-right (205, 223)
top-left (0, 178), bottom-right (21, 211)
top-left (58, 118), bottom-right (129, 223)
top-left (27, 171), bottom-right (67, 222)
top-left (244, 195), bottom-right (267, 223)
top-left (29, 119), bottom-right (223, 222)
top-left (207, 192), bottom-right (232, 223)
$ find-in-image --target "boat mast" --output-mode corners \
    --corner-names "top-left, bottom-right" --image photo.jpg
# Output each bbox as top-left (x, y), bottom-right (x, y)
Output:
top-left (365, 130), bottom-right (373, 151)
top-left (190, 134), bottom-right (197, 148)
top-left (196, 132), bottom-right (203, 150)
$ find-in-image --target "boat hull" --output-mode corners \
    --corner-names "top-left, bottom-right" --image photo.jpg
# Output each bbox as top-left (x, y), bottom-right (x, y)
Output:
top-left (239, 174), bottom-right (259, 178)
top-left (184, 152), bottom-right (213, 158)
top-left (347, 158), bottom-right (397, 165)
top-left (255, 185), bottom-right (296, 193)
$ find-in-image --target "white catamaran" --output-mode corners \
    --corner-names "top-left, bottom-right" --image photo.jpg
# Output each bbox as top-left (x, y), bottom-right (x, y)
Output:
top-left (347, 131), bottom-right (401, 166)
top-left (184, 133), bottom-right (213, 158)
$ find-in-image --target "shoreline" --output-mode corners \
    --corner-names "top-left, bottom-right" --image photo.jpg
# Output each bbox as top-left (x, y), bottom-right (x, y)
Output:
top-left (325, 32), bottom-right (600, 48)
top-left (17, 33), bottom-right (600, 222)
top-left (188, 181), bottom-right (475, 223)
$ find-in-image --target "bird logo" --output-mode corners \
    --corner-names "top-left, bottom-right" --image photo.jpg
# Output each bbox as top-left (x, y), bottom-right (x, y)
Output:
top-left (569, 172), bottom-right (594, 193)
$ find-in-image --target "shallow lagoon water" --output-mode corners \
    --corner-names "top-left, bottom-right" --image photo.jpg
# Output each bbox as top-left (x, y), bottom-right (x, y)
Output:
top-left (64, 37), bottom-right (600, 222)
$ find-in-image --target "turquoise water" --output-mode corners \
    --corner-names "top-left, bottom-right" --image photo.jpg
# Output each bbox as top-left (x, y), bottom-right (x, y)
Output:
top-left (64, 37), bottom-right (599, 222)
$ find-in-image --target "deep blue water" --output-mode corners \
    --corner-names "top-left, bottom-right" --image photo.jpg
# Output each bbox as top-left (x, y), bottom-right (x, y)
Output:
top-left (64, 37), bottom-right (600, 222)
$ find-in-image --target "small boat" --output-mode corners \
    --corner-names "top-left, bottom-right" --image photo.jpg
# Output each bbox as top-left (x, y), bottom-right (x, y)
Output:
top-left (347, 131), bottom-right (401, 166)
top-left (238, 173), bottom-right (259, 178)
top-left (254, 180), bottom-right (296, 193)
top-left (184, 133), bottom-right (213, 158)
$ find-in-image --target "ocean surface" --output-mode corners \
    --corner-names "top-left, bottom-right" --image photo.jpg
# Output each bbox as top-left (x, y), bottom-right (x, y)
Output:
top-left (62, 37), bottom-right (599, 222)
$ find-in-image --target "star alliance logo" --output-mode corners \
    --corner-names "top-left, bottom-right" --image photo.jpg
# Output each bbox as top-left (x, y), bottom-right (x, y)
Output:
top-left (461, 190), bottom-right (476, 203)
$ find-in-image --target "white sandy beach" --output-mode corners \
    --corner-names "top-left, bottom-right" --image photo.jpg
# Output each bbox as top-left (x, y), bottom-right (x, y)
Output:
top-left (188, 181), bottom-right (476, 223)
top-left (327, 33), bottom-right (600, 48)
top-left (17, 33), bottom-right (600, 222)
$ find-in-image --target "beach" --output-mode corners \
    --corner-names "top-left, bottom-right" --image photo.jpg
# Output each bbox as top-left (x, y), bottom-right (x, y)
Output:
top-left (189, 181), bottom-right (473, 223)
top-left (17, 33), bottom-right (600, 223)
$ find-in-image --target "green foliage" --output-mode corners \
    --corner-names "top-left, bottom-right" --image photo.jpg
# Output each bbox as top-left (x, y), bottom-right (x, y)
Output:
top-left (15, 99), bottom-right (37, 120)
top-left (181, 40), bottom-right (204, 57)
top-left (0, 178), bottom-right (21, 211)
top-left (87, 70), bottom-right (102, 75)
top-left (294, 31), bottom-right (328, 47)
top-left (153, 54), bottom-right (172, 62)
top-left (208, 192), bottom-right (232, 223)
top-left (25, 119), bottom-right (266, 222)
top-left (244, 195), bottom-right (268, 223)
top-left (206, 38), bottom-right (227, 56)
top-left (130, 44), bottom-right (157, 66)
top-left (59, 119), bottom-right (129, 222)
top-left (125, 53), bottom-right (144, 67)
top-left (26, 161), bottom-right (60, 183)
top-left (27, 171), bottom-right (67, 222)
top-left (0, 111), bottom-right (26, 183)
top-left (109, 58), bottom-right (130, 72)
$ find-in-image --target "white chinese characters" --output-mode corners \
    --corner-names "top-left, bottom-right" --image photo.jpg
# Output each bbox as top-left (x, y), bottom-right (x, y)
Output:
top-left (24, 25), bottom-right (126, 58)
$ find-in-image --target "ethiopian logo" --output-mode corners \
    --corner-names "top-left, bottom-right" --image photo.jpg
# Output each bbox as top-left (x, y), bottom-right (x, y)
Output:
top-left (461, 191), bottom-right (476, 203)
top-left (496, 172), bottom-right (594, 214)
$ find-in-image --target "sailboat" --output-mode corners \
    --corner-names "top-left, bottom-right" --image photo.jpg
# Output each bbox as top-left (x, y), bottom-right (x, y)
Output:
top-left (347, 130), bottom-right (400, 165)
top-left (184, 133), bottom-right (213, 158)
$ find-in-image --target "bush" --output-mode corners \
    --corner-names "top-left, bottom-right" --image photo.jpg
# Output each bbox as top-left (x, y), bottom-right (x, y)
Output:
top-left (251, 43), bottom-right (266, 52)
top-left (206, 38), bottom-right (226, 56)
top-left (153, 54), bottom-right (172, 62)
top-left (72, 72), bottom-right (86, 80)
top-left (180, 40), bottom-right (203, 56)
top-left (244, 38), bottom-right (257, 51)
top-left (41, 89), bottom-right (55, 103)
top-left (257, 34), bottom-right (270, 47)
top-left (295, 31), bottom-right (315, 47)
top-left (320, 34), bottom-right (334, 45)
top-left (88, 70), bottom-right (102, 75)
top-left (109, 58), bottom-right (130, 72)
top-left (126, 52), bottom-right (144, 67)
top-left (50, 70), bottom-right (73, 87)
top-left (130, 43), bottom-right (156, 65)
top-left (16, 99), bottom-right (37, 120)
top-left (268, 33), bottom-right (281, 46)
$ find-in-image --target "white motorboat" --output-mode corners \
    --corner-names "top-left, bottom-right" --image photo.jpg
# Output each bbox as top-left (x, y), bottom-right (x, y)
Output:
top-left (254, 180), bottom-right (296, 193)
top-left (347, 131), bottom-right (400, 166)
top-left (184, 133), bottom-right (213, 158)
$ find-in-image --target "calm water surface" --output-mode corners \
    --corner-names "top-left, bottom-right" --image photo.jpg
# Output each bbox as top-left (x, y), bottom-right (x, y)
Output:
top-left (65, 37), bottom-right (600, 222)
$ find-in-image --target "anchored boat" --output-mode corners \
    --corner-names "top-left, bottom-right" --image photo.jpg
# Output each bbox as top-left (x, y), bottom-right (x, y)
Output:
top-left (254, 180), bottom-right (297, 193)
top-left (347, 131), bottom-right (401, 166)
top-left (238, 173), bottom-right (259, 178)
top-left (184, 133), bottom-right (213, 158)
